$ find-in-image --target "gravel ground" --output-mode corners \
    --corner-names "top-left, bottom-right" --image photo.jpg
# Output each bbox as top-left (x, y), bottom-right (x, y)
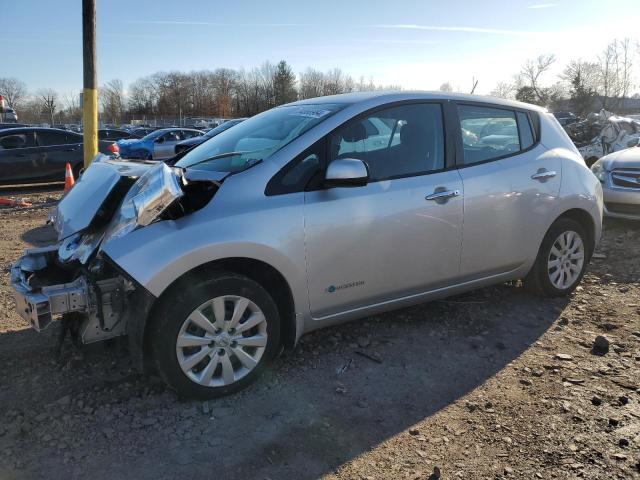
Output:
top-left (0, 186), bottom-right (638, 480)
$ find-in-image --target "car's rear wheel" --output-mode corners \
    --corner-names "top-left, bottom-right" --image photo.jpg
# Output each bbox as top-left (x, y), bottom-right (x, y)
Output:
top-left (150, 272), bottom-right (280, 399)
top-left (525, 218), bottom-right (590, 297)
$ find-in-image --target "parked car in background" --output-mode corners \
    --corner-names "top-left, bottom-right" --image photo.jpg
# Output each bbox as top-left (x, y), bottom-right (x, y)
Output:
top-left (3, 107), bottom-right (18, 123)
top-left (10, 92), bottom-right (602, 399)
top-left (0, 127), bottom-right (118, 184)
top-left (98, 128), bottom-right (142, 141)
top-left (174, 118), bottom-right (247, 155)
top-left (117, 128), bottom-right (204, 160)
top-left (591, 146), bottom-right (640, 220)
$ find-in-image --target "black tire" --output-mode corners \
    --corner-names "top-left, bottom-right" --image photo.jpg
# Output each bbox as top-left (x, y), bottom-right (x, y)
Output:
top-left (149, 271), bottom-right (281, 399)
top-left (524, 218), bottom-right (590, 297)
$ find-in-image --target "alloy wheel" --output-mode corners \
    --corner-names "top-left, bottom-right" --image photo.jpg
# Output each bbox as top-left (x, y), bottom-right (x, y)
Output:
top-left (547, 230), bottom-right (585, 290)
top-left (176, 295), bottom-right (268, 387)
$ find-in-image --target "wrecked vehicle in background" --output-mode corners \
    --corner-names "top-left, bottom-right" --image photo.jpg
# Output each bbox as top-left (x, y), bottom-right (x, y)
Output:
top-left (10, 92), bottom-right (603, 399)
top-left (568, 110), bottom-right (640, 166)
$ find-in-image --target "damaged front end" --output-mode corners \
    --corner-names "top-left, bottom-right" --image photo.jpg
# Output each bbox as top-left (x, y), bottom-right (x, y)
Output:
top-left (11, 155), bottom-right (226, 351)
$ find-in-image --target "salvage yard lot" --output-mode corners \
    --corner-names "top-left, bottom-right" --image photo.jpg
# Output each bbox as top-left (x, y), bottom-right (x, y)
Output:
top-left (0, 187), bottom-right (638, 480)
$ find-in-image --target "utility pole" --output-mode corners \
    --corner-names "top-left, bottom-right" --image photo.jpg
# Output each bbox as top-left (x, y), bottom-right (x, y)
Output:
top-left (82, 0), bottom-right (98, 169)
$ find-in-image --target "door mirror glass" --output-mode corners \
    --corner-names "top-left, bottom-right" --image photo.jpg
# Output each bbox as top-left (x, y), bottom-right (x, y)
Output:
top-left (0, 135), bottom-right (26, 150)
top-left (324, 158), bottom-right (369, 187)
top-left (155, 136), bottom-right (165, 143)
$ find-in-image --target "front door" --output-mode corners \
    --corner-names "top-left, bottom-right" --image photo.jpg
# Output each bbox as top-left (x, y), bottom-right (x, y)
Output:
top-left (303, 102), bottom-right (463, 318)
top-left (153, 131), bottom-right (181, 160)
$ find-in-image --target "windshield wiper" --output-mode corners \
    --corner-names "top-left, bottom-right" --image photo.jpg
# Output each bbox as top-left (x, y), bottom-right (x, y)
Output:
top-left (183, 151), bottom-right (249, 169)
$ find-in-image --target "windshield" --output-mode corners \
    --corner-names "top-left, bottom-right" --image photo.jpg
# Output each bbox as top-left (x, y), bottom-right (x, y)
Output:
top-left (141, 129), bottom-right (167, 141)
top-left (204, 120), bottom-right (243, 138)
top-left (176, 104), bottom-right (345, 173)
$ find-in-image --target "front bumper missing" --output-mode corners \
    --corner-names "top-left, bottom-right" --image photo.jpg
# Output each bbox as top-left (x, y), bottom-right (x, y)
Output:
top-left (10, 247), bottom-right (128, 343)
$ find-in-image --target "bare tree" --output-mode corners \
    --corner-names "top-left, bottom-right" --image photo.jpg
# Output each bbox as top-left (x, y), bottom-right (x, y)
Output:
top-left (598, 39), bottom-right (635, 109)
top-left (0, 77), bottom-right (27, 111)
top-left (37, 89), bottom-right (58, 125)
top-left (62, 92), bottom-right (82, 123)
top-left (516, 54), bottom-right (556, 105)
top-left (439, 82), bottom-right (453, 93)
top-left (299, 68), bottom-right (325, 99)
top-left (490, 82), bottom-right (515, 99)
top-left (101, 79), bottom-right (125, 124)
top-left (560, 60), bottom-right (599, 115)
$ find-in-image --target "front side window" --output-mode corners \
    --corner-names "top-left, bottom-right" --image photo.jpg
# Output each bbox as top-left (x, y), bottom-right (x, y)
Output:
top-left (176, 103), bottom-right (345, 173)
top-left (458, 105), bottom-right (521, 164)
top-left (329, 103), bottom-right (444, 181)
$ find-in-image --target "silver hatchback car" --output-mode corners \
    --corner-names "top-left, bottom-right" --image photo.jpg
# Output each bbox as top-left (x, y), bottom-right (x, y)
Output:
top-left (11, 92), bottom-right (603, 398)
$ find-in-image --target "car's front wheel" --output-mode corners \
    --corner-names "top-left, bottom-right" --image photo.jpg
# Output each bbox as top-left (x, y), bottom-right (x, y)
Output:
top-left (525, 218), bottom-right (590, 297)
top-left (150, 272), bottom-right (280, 399)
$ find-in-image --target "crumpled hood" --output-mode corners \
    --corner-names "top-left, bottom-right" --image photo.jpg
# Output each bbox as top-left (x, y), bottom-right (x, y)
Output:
top-left (53, 155), bottom-right (232, 242)
top-left (600, 148), bottom-right (640, 171)
top-left (54, 156), bottom-right (154, 240)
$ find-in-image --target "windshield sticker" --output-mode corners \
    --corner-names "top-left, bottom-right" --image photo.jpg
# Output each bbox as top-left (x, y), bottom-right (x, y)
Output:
top-left (289, 108), bottom-right (333, 119)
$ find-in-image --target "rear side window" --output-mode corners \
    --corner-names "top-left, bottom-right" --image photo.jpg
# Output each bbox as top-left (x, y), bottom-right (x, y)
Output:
top-left (517, 111), bottom-right (535, 150)
top-left (329, 103), bottom-right (445, 181)
top-left (458, 105), bottom-right (520, 165)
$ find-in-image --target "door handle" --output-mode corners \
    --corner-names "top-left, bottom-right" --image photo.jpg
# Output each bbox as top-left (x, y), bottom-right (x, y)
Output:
top-left (531, 169), bottom-right (557, 181)
top-left (425, 189), bottom-right (460, 201)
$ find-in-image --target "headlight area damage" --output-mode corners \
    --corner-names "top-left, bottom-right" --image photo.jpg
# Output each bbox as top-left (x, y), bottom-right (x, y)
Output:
top-left (11, 156), bottom-right (227, 361)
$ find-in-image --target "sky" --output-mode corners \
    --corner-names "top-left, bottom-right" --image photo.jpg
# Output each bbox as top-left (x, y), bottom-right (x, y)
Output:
top-left (3, 0), bottom-right (639, 97)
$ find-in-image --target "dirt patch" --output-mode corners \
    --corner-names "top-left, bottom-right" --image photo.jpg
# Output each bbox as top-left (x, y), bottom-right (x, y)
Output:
top-left (0, 189), bottom-right (638, 480)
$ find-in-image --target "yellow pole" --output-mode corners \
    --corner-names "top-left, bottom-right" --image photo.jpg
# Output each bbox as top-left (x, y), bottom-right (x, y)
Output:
top-left (82, 88), bottom-right (98, 168)
top-left (82, 0), bottom-right (98, 169)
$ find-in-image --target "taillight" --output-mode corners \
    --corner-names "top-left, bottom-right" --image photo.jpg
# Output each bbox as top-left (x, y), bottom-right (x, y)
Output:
top-left (107, 143), bottom-right (119, 154)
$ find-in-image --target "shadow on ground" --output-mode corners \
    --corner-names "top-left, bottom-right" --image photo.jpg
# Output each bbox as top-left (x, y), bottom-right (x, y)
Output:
top-left (0, 282), bottom-right (568, 479)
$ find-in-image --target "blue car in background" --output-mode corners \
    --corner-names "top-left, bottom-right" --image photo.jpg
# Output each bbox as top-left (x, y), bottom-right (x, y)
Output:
top-left (117, 128), bottom-right (204, 160)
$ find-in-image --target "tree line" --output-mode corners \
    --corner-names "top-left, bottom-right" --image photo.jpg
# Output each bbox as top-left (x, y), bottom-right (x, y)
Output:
top-left (485, 38), bottom-right (637, 116)
top-left (0, 60), bottom-right (399, 125)
top-left (1, 41), bottom-right (638, 126)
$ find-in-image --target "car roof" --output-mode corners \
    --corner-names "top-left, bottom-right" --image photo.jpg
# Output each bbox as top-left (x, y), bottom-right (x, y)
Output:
top-left (0, 127), bottom-right (80, 134)
top-left (154, 127), bottom-right (203, 133)
top-left (288, 90), bottom-right (547, 113)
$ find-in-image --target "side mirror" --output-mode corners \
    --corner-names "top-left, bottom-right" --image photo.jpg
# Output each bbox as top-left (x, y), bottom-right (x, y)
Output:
top-left (324, 158), bottom-right (369, 188)
top-left (155, 136), bottom-right (165, 144)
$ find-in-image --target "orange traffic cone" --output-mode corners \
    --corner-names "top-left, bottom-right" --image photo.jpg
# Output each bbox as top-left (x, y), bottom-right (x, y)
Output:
top-left (64, 163), bottom-right (75, 192)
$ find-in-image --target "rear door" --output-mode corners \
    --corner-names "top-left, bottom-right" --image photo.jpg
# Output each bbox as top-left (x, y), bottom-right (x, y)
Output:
top-left (303, 102), bottom-right (463, 318)
top-left (455, 103), bottom-right (561, 280)
top-left (0, 130), bottom-right (38, 183)
top-left (34, 130), bottom-right (83, 181)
